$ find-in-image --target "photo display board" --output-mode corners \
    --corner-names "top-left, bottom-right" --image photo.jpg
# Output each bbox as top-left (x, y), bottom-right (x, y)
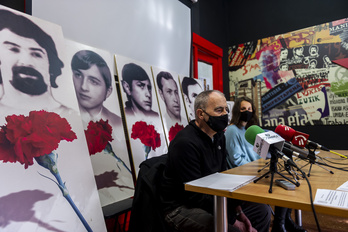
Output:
top-left (115, 55), bottom-right (168, 176)
top-left (152, 66), bottom-right (188, 145)
top-left (0, 5), bottom-right (106, 232)
top-left (64, 39), bottom-right (134, 207)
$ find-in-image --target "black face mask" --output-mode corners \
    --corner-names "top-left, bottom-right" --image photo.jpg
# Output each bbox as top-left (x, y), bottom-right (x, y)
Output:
top-left (203, 110), bottom-right (228, 132)
top-left (240, 111), bottom-right (253, 122)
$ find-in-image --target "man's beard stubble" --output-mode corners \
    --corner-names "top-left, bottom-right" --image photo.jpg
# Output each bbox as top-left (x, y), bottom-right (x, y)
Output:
top-left (10, 66), bottom-right (48, 96)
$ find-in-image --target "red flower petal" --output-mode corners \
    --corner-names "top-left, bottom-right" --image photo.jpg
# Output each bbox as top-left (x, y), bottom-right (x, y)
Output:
top-left (84, 119), bottom-right (113, 155)
top-left (168, 123), bottom-right (184, 142)
top-left (131, 121), bottom-right (161, 151)
top-left (0, 111), bottom-right (77, 168)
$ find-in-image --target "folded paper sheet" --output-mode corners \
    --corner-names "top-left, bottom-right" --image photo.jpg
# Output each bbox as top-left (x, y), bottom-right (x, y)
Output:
top-left (186, 173), bottom-right (257, 192)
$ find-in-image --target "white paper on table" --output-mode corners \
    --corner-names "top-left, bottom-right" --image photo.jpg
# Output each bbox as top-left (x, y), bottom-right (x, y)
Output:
top-left (186, 172), bottom-right (257, 192)
top-left (337, 181), bottom-right (348, 192)
top-left (314, 189), bottom-right (348, 209)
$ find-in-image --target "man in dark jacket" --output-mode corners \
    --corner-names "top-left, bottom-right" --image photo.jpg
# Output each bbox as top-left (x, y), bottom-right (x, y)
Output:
top-left (160, 90), bottom-right (271, 232)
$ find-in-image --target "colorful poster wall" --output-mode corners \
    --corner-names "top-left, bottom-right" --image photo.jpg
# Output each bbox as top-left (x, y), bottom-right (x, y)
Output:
top-left (228, 18), bottom-right (348, 127)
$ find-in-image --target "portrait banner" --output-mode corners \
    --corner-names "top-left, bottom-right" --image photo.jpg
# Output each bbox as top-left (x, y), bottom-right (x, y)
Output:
top-left (152, 66), bottom-right (188, 145)
top-left (0, 5), bottom-right (106, 232)
top-left (64, 39), bottom-right (134, 208)
top-left (179, 76), bottom-right (204, 122)
top-left (115, 55), bottom-right (168, 176)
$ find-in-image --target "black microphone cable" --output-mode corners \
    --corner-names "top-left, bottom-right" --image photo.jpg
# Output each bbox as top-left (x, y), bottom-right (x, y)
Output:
top-left (319, 156), bottom-right (348, 167)
top-left (290, 162), bottom-right (321, 232)
top-left (273, 154), bottom-right (321, 232)
top-left (315, 160), bottom-right (348, 172)
top-left (307, 154), bottom-right (348, 172)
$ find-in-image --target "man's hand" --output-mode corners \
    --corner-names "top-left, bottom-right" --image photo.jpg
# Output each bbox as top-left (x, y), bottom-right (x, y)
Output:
top-left (233, 207), bottom-right (257, 232)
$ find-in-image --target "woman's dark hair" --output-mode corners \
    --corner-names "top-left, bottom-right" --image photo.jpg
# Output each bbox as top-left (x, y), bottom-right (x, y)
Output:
top-left (230, 96), bottom-right (258, 129)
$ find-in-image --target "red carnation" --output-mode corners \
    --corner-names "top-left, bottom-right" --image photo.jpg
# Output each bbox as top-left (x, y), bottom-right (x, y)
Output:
top-left (131, 121), bottom-right (161, 150)
top-left (84, 119), bottom-right (113, 155)
top-left (0, 110), bottom-right (77, 168)
top-left (0, 111), bottom-right (93, 230)
top-left (168, 123), bottom-right (184, 142)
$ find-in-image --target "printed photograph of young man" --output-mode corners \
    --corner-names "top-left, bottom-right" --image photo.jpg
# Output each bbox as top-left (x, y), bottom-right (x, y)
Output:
top-left (66, 39), bottom-right (134, 207)
top-left (0, 6), bottom-right (106, 232)
top-left (115, 55), bottom-right (168, 176)
top-left (153, 68), bottom-right (188, 145)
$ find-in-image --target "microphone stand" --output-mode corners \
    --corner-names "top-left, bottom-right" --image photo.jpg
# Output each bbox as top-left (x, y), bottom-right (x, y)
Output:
top-left (282, 152), bottom-right (304, 182)
top-left (257, 161), bottom-right (270, 173)
top-left (299, 145), bottom-right (334, 177)
top-left (258, 161), bottom-right (286, 180)
top-left (282, 162), bottom-right (302, 183)
top-left (257, 161), bottom-right (283, 172)
top-left (254, 154), bottom-right (300, 193)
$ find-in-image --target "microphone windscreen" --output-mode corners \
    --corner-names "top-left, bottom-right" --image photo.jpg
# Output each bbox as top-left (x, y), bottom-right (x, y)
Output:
top-left (245, 125), bottom-right (265, 145)
top-left (275, 124), bottom-right (295, 141)
top-left (282, 147), bottom-right (293, 158)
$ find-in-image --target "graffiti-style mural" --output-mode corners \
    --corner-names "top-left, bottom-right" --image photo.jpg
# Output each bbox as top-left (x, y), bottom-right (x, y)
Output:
top-left (229, 18), bottom-right (348, 127)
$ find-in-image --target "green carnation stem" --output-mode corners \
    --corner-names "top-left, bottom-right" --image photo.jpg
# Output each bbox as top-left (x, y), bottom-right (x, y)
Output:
top-left (52, 170), bottom-right (93, 232)
top-left (36, 153), bottom-right (93, 232)
top-left (144, 145), bottom-right (151, 160)
top-left (105, 143), bottom-right (132, 174)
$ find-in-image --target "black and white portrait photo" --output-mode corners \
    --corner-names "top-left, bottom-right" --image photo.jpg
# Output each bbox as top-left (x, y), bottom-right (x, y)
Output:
top-left (0, 6), bottom-right (106, 232)
top-left (65, 39), bottom-right (134, 208)
top-left (115, 55), bottom-right (168, 176)
top-left (153, 67), bottom-right (188, 144)
top-left (180, 76), bottom-right (203, 121)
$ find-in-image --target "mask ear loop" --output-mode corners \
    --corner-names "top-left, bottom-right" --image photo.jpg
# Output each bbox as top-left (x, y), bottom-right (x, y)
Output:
top-left (201, 109), bottom-right (210, 124)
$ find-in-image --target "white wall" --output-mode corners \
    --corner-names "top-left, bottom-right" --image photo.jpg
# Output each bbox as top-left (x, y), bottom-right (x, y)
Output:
top-left (32, 0), bottom-right (191, 76)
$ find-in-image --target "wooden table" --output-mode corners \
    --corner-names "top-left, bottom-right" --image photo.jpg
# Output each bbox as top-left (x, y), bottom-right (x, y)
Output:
top-left (185, 150), bottom-right (348, 232)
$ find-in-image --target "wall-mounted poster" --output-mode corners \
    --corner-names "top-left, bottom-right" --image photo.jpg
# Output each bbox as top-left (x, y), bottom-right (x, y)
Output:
top-left (64, 39), bottom-right (134, 207)
top-left (198, 61), bottom-right (213, 91)
top-left (0, 5), bottom-right (106, 232)
top-left (179, 76), bottom-right (204, 122)
top-left (115, 55), bottom-right (168, 176)
top-left (228, 17), bottom-right (348, 127)
top-left (152, 67), bottom-right (188, 144)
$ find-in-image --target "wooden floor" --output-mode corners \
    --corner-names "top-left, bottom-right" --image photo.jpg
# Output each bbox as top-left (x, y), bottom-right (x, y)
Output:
top-left (270, 208), bottom-right (348, 232)
top-left (105, 209), bottom-right (348, 232)
top-left (299, 211), bottom-right (348, 232)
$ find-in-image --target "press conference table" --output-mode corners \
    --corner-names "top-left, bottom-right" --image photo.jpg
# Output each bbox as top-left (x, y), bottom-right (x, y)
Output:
top-left (185, 150), bottom-right (348, 232)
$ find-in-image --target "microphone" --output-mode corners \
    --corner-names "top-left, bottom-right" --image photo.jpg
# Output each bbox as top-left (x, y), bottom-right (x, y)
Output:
top-left (275, 124), bottom-right (329, 151)
top-left (282, 146), bottom-right (308, 160)
top-left (245, 125), bottom-right (296, 166)
top-left (274, 124), bottom-right (309, 148)
top-left (307, 140), bottom-right (329, 151)
top-left (283, 141), bottom-right (309, 159)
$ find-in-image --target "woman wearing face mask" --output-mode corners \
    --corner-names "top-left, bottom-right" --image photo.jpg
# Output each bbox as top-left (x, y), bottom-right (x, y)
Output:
top-left (225, 96), bottom-right (259, 168)
top-left (225, 96), bottom-right (306, 232)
